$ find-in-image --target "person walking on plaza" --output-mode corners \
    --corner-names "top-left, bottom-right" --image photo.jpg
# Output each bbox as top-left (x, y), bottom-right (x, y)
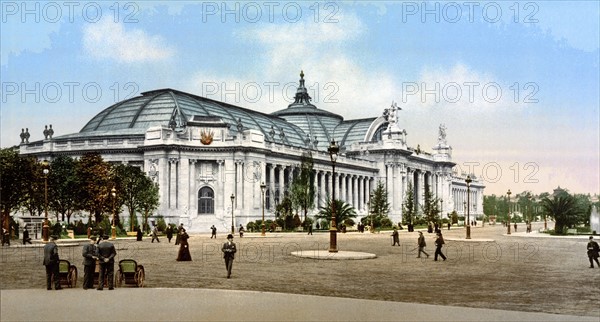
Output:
top-left (434, 232), bottom-right (446, 261)
top-left (166, 225), bottom-right (173, 243)
top-left (222, 234), bottom-right (237, 278)
top-left (97, 235), bottom-right (116, 290)
top-left (175, 223), bottom-right (184, 245)
top-left (587, 236), bottom-right (600, 268)
top-left (136, 226), bottom-right (143, 241)
top-left (22, 226), bottom-right (32, 245)
top-left (176, 228), bottom-right (192, 261)
top-left (210, 225), bottom-right (217, 239)
top-left (151, 225), bottom-right (160, 243)
top-left (514, 223), bottom-right (517, 232)
top-left (417, 231), bottom-right (429, 258)
top-left (43, 235), bottom-right (61, 290)
top-left (82, 236), bottom-right (98, 290)
top-left (391, 228), bottom-right (400, 246)
top-left (307, 223), bottom-right (313, 235)
top-left (2, 227), bottom-right (10, 246)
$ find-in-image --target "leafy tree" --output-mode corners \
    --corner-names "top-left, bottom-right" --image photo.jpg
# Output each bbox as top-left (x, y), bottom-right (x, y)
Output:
top-left (114, 164), bottom-right (153, 231)
top-left (0, 148), bottom-right (29, 230)
top-left (421, 187), bottom-right (440, 225)
top-left (49, 156), bottom-right (80, 224)
top-left (20, 156), bottom-right (45, 217)
top-left (540, 193), bottom-right (586, 234)
top-left (138, 179), bottom-right (160, 233)
top-left (315, 197), bottom-right (357, 230)
top-left (289, 152), bottom-right (315, 222)
top-left (367, 180), bottom-right (390, 230)
top-left (76, 153), bottom-right (112, 225)
top-left (275, 196), bottom-right (293, 230)
top-left (402, 181), bottom-right (416, 225)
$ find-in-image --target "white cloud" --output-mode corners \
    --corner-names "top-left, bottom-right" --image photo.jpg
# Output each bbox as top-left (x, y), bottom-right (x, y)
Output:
top-left (82, 18), bottom-right (174, 63)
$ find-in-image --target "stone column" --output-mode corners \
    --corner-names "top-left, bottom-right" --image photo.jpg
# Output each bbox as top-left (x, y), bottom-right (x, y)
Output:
top-left (269, 164), bottom-right (275, 210)
top-left (319, 170), bottom-right (326, 207)
top-left (189, 159), bottom-right (197, 216)
top-left (169, 158), bottom-right (179, 209)
top-left (340, 173), bottom-right (346, 202)
top-left (352, 175), bottom-right (358, 209)
top-left (278, 165), bottom-right (285, 204)
top-left (313, 170), bottom-right (319, 210)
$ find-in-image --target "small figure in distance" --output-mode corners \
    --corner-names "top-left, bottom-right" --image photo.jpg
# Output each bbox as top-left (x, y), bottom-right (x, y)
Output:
top-left (166, 225), bottom-right (173, 243)
top-left (391, 227), bottom-right (400, 246)
top-left (434, 232), bottom-right (446, 261)
top-left (151, 225), bottom-right (160, 243)
top-left (587, 236), bottom-right (600, 268)
top-left (222, 234), bottom-right (237, 278)
top-left (22, 226), bottom-right (32, 245)
top-left (417, 231), bottom-right (429, 259)
top-left (238, 224), bottom-right (244, 238)
top-left (176, 228), bottom-right (192, 261)
top-left (211, 225), bottom-right (217, 239)
top-left (136, 226), bottom-right (143, 241)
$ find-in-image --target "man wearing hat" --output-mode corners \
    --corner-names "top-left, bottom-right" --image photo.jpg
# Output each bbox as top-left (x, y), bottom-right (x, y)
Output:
top-left (97, 235), bottom-right (117, 290)
top-left (43, 235), bottom-right (61, 290)
top-left (417, 231), bottom-right (429, 258)
top-left (221, 234), bottom-right (237, 278)
top-left (587, 236), bottom-right (600, 268)
top-left (82, 236), bottom-right (98, 289)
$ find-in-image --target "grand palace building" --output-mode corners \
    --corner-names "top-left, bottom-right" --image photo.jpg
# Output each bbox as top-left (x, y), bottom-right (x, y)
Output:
top-left (18, 72), bottom-right (484, 232)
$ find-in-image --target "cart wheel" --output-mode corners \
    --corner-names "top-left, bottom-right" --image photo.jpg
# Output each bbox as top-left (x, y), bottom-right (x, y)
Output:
top-left (116, 269), bottom-right (123, 287)
top-left (69, 267), bottom-right (78, 288)
top-left (136, 268), bottom-right (145, 287)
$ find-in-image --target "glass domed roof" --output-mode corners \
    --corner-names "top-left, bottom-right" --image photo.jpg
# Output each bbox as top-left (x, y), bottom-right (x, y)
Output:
top-left (71, 88), bottom-right (310, 147)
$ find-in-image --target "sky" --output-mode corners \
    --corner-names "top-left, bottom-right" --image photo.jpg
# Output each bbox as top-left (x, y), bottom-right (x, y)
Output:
top-left (1, 1), bottom-right (598, 197)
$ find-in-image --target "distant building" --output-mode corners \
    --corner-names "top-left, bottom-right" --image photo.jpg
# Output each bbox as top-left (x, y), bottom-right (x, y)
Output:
top-left (18, 72), bottom-right (484, 231)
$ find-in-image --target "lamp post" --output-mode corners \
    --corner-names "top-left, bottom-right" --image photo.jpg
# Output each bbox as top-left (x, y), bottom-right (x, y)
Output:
top-left (111, 187), bottom-right (117, 240)
top-left (42, 160), bottom-right (50, 242)
top-left (230, 194), bottom-right (235, 234)
top-left (507, 189), bottom-right (512, 235)
top-left (260, 182), bottom-right (266, 236)
top-left (465, 175), bottom-right (472, 239)
top-left (328, 139), bottom-right (339, 253)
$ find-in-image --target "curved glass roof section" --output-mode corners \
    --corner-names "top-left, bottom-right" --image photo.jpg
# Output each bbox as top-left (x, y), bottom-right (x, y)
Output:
top-left (77, 89), bottom-right (309, 147)
top-left (66, 72), bottom-right (380, 149)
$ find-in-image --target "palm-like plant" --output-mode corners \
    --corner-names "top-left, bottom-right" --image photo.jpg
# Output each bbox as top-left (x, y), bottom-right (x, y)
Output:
top-left (540, 195), bottom-right (579, 234)
top-left (315, 197), bottom-right (357, 230)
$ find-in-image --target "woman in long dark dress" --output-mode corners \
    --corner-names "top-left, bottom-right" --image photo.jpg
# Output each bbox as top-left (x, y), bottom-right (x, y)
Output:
top-left (136, 227), bottom-right (143, 241)
top-left (176, 229), bottom-right (192, 261)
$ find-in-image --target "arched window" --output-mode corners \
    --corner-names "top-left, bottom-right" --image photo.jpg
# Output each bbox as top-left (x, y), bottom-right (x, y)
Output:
top-left (198, 187), bottom-right (214, 214)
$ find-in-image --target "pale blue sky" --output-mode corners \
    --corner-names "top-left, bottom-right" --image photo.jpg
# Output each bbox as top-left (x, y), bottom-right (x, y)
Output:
top-left (1, 1), bottom-right (598, 196)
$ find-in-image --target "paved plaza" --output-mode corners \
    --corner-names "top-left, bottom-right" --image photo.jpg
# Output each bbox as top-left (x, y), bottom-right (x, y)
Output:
top-left (1, 223), bottom-right (599, 321)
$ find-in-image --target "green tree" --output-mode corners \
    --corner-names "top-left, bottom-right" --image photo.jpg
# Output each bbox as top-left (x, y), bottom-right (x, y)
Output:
top-left (402, 181), bottom-right (416, 225)
top-left (421, 187), bottom-right (440, 225)
top-left (49, 156), bottom-right (80, 224)
top-left (138, 179), bottom-right (160, 233)
top-left (315, 197), bottom-right (357, 230)
top-left (0, 148), bottom-right (29, 230)
top-left (367, 180), bottom-right (390, 230)
top-left (76, 153), bottom-right (112, 225)
top-left (114, 164), bottom-right (154, 232)
top-left (275, 196), bottom-right (293, 230)
top-left (289, 152), bottom-right (315, 222)
top-left (20, 156), bottom-right (45, 218)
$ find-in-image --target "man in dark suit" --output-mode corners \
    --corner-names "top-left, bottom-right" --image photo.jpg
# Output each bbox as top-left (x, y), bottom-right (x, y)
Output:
top-left (221, 234), bottom-right (237, 278)
top-left (43, 235), bottom-right (61, 290)
top-left (96, 235), bottom-right (116, 290)
top-left (82, 236), bottom-right (98, 289)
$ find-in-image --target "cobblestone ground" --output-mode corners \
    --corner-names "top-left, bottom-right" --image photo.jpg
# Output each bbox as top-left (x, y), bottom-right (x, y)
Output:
top-left (1, 222), bottom-right (599, 317)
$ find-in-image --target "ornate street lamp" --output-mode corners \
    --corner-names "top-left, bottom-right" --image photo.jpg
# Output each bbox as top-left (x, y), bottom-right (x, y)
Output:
top-left (230, 194), bottom-right (235, 234)
top-left (507, 189), bottom-right (512, 235)
top-left (42, 160), bottom-right (50, 242)
top-left (328, 139), bottom-right (339, 252)
top-left (465, 175), bottom-right (472, 239)
top-left (260, 182), bottom-right (266, 236)
top-left (111, 187), bottom-right (117, 239)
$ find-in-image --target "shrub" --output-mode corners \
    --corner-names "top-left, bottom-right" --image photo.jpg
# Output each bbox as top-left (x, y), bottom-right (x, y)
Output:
top-left (380, 217), bottom-right (393, 228)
